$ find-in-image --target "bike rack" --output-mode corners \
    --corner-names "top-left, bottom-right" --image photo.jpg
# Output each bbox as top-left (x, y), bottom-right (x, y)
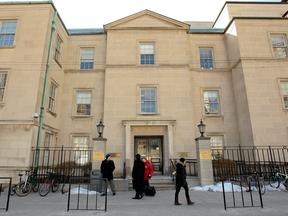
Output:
top-left (0, 177), bottom-right (12, 212)
top-left (67, 177), bottom-right (107, 212)
top-left (221, 175), bottom-right (263, 210)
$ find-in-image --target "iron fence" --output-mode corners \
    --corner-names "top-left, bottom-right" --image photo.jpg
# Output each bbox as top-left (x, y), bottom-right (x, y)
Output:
top-left (31, 146), bottom-right (93, 182)
top-left (0, 177), bottom-right (12, 212)
top-left (212, 145), bottom-right (288, 181)
top-left (67, 177), bottom-right (107, 212)
top-left (221, 175), bottom-right (263, 210)
top-left (170, 159), bottom-right (198, 179)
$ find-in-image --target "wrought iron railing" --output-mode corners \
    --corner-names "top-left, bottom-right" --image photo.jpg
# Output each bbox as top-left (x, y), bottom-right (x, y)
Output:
top-left (212, 145), bottom-right (288, 181)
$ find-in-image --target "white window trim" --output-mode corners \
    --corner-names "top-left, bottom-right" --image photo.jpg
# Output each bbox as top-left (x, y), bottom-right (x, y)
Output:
top-left (79, 48), bottom-right (95, 70)
top-left (54, 35), bottom-right (62, 65)
top-left (0, 20), bottom-right (18, 47)
top-left (270, 34), bottom-right (288, 58)
top-left (199, 47), bottom-right (215, 69)
top-left (136, 84), bottom-right (159, 115)
top-left (207, 134), bottom-right (224, 160)
top-left (277, 78), bottom-right (288, 111)
top-left (70, 135), bottom-right (91, 165)
top-left (201, 88), bottom-right (223, 118)
top-left (48, 82), bottom-right (57, 114)
top-left (137, 40), bottom-right (157, 66)
top-left (71, 89), bottom-right (94, 118)
top-left (0, 70), bottom-right (9, 106)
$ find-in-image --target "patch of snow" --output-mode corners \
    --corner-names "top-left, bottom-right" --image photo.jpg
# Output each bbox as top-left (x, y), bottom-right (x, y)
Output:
top-left (190, 182), bottom-right (288, 192)
top-left (69, 187), bottom-right (110, 195)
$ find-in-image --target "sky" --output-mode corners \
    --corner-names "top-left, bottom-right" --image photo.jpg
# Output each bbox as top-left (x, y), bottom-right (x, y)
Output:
top-left (0, 0), bottom-right (282, 28)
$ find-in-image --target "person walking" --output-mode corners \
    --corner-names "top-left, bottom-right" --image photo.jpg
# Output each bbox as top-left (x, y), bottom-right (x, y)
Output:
top-left (132, 154), bottom-right (145, 199)
top-left (100, 153), bottom-right (116, 196)
top-left (142, 157), bottom-right (153, 187)
top-left (174, 157), bottom-right (194, 205)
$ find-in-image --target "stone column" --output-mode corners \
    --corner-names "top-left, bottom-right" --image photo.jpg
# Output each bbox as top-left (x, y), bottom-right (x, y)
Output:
top-left (124, 125), bottom-right (131, 176)
top-left (195, 137), bottom-right (214, 186)
top-left (92, 138), bottom-right (107, 170)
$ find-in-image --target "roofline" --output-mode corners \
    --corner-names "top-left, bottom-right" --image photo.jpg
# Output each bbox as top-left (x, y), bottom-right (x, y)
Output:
top-left (0, 1), bottom-right (70, 35)
top-left (189, 16), bottom-right (288, 34)
top-left (212, 1), bottom-right (287, 28)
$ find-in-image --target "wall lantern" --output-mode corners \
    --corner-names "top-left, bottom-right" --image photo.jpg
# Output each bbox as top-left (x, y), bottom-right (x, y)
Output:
top-left (198, 119), bottom-right (206, 137)
top-left (97, 119), bottom-right (105, 138)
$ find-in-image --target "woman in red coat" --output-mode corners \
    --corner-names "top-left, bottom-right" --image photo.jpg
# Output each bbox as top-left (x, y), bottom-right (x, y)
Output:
top-left (142, 158), bottom-right (154, 187)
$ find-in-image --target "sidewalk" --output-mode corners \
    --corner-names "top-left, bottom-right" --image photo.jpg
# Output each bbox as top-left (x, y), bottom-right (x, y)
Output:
top-left (1, 189), bottom-right (288, 216)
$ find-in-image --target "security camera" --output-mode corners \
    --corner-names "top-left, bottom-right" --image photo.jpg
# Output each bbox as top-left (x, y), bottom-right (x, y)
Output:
top-left (32, 113), bottom-right (39, 118)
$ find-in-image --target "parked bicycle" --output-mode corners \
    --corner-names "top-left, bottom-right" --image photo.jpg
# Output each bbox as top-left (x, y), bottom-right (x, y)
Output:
top-left (39, 172), bottom-right (60, 197)
top-left (14, 170), bottom-right (39, 197)
top-left (241, 170), bottom-right (266, 195)
top-left (268, 168), bottom-right (288, 190)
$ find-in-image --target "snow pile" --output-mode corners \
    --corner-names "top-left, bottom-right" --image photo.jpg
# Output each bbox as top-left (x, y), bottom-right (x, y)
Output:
top-left (69, 187), bottom-right (110, 195)
top-left (190, 182), bottom-right (288, 192)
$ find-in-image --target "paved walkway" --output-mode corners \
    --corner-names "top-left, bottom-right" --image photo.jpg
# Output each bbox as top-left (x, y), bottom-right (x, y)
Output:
top-left (1, 188), bottom-right (288, 216)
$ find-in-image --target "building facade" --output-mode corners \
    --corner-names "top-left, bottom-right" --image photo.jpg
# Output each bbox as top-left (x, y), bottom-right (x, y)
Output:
top-left (0, 1), bottom-right (288, 178)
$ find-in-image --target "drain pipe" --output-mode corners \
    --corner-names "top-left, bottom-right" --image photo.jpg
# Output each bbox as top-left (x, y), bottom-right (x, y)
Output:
top-left (34, 11), bottom-right (58, 170)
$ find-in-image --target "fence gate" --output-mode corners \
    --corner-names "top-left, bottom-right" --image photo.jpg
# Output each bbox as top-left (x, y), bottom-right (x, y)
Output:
top-left (0, 177), bottom-right (12, 212)
top-left (221, 175), bottom-right (263, 210)
top-left (67, 177), bottom-right (107, 212)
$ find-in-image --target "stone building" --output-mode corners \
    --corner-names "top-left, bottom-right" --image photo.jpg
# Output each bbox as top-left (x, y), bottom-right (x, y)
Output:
top-left (0, 1), bottom-right (288, 179)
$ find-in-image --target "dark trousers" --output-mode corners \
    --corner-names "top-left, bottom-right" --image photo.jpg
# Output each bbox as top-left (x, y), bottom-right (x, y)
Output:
top-left (135, 189), bottom-right (143, 198)
top-left (175, 185), bottom-right (189, 197)
top-left (144, 180), bottom-right (149, 187)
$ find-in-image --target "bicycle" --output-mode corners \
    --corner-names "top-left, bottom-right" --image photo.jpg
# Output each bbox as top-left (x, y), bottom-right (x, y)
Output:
top-left (39, 172), bottom-right (60, 197)
top-left (15, 170), bottom-right (32, 197)
top-left (10, 173), bottom-right (23, 196)
top-left (268, 168), bottom-right (288, 190)
top-left (241, 170), bottom-right (266, 195)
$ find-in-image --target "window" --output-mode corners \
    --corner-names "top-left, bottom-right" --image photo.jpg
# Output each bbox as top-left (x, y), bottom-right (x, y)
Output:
top-left (204, 91), bottom-right (220, 116)
top-left (73, 137), bottom-right (89, 165)
top-left (55, 35), bottom-right (62, 63)
top-left (80, 49), bottom-right (94, 69)
top-left (76, 92), bottom-right (91, 115)
top-left (43, 133), bottom-right (52, 166)
top-left (271, 35), bottom-right (288, 58)
top-left (140, 44), bottom-right (155, 65)
top-left (210, 136), bottom-right (223, 160)
top-left (0, 21), bottom-right (17, 46)
top-left (280, 82), bottom-right (288, 109)
top-left (48, 83), bottom-right (57, 113)
top-left (141, 88), bottom-right (156, 113)
top-left (199, 48), bottom-right (214, 69)
top-left (0, 73), bottom-right (7, 102)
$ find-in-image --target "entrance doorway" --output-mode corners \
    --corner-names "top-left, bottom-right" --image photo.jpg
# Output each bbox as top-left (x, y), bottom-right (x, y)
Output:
top-left (134, 137), bottom-right (163, 174)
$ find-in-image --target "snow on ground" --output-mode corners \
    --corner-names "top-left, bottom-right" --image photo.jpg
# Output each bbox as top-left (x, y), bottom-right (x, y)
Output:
top-left (190, 182), bottom-right (288, 192)
top-left (70, 187), bottom-right (110, 195)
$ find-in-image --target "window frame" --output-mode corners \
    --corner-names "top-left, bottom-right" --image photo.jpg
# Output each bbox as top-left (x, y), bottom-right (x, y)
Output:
top-left (278, 79), bottom-right (288, 110)
top-left (48, 82), bottom-right (57, 114)
top-left (137, 85), bottom-right (159, 115)
top-left (208, 135), bottom-right (224, 160)
top-left (43, 133), bottom-right (53, 166)
top-left (72, 136), bottom-right (90, 165)
top-left (80, 48), bottom-right (95, 70)
top-left (199, 48), bottom-right (214, 69)
top-left (270, 34), bottom-right (288, 58)
top-left (0, 72), bottom-right (8, 104)
top-left (202, 90), bottom-right (221, 117)
top-left (54, 35), bottom-right (62, 64)
top-left (0, 21), bottom-right (17, 47)
top-left (140, 43), bottom-right (155, 65)
top-left (76, 91), bottom-right (92, 116)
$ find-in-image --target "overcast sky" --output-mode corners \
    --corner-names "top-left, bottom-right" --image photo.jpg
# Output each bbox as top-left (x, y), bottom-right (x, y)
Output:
top-left (0, 0), bottom-right (282, 28)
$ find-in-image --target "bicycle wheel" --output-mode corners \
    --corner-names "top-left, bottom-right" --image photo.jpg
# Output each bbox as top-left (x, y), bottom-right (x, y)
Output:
top-left (10, 185), bottom-right (16, 196)
top-left (269, 175), bottom-right (280, 188)
top-left (241, 177), bottom-right (251, 192)
top-left (51, 179), bottom-right (60, 193)
top-left (31, 179), bottom-right (39, 192)
top-left (257, 177), bottom-right (266, 195)
top-left (39, 180), bottom-right (51, 197)
top-left (15, 181), bottom-right (31, 197)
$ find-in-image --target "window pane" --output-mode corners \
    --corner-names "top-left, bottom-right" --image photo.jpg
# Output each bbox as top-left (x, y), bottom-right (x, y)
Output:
top-left (73, 137), bottom-right (89, 164)
top-left (204, 91), bottom-right (220, 115)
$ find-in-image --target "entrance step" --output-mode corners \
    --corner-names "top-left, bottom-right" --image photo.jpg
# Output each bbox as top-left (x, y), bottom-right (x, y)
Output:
top-left (128, 175), bottom-right (175, 191)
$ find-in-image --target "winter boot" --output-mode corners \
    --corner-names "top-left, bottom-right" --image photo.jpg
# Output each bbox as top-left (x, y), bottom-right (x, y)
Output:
top-left (174, 196), bottom-right (182, 205)
top-left (186, 196), bottom-right (194, 205)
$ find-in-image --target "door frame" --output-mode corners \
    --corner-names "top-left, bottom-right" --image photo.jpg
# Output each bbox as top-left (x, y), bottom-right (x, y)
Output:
top-left (134, 136), bottom-right (163, 174)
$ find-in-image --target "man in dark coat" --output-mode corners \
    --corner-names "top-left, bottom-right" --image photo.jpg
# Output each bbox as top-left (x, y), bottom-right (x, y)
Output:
top-left (132, 154), bottom-right (145, 199)
top-left (100, 154), bottom-right (116, 196)
top-left (174, 158), bottom-right (194, 205)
